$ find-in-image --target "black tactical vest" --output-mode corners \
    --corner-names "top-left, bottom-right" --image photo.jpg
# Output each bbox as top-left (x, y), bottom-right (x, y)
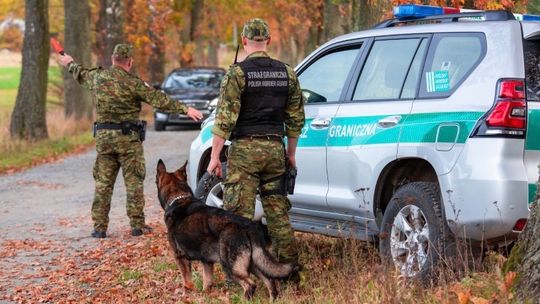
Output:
top-left (232, 57), bottom-right (289, 138)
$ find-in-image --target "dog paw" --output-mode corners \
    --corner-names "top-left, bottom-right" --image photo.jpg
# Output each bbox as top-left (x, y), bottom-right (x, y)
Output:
top-left (244, 284), bottom-right (256, 300)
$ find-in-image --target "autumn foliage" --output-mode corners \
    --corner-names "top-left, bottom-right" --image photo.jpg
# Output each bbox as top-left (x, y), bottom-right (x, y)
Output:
top-left (0, 0), bottom-right (532, 80)
top-left (0, 215), bottom-right (519, 303)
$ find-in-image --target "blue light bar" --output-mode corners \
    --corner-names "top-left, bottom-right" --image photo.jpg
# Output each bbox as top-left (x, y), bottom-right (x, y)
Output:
top-left (523, 14), bottom-right (540, 21)
top-left (393, 4), bottom-right (444, 20)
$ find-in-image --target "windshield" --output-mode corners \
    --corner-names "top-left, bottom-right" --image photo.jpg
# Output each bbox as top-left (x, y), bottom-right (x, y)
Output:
top-left (163, 70), bottom-right (224, 90)
top-left (525, 39), bottom-right (540, 101)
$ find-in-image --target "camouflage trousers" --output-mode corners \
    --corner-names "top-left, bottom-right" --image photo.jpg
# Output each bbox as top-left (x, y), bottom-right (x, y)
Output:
top-left (223, 138), bottom-right (298, 263)
top-left (92, 130), bottom-right (146, 232)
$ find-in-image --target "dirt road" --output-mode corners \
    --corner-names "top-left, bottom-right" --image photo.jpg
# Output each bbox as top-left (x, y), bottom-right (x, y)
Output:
top-left (0, 127), bottom-right (200, 299)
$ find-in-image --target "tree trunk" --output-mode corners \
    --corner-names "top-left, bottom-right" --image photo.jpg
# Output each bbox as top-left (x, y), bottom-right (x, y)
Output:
top-left (10, 0), bottom-right (49, 140)
top-left (463, 0), bottom-right (475, 9)
top-left (96, 0), bottom-right (124, 67)
top-left (306, 1), bottom-right (325, 58)
top-left (206, 4), bottom-right (218, 66)
top-left (64, 0), bottom-right (92, 119)
top-left (323, 0), bottom-right (342, 43)
top-left (146, 2), bottom-right (166, 86)
top-left (148, 41), bottom-right (165, 86)
top-left (178, 0), bottom-right (203, 67)
top-left (506, 201), bottom-right (540, 301)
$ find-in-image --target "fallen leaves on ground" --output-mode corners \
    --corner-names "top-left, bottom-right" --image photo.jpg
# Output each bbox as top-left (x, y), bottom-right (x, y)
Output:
top-left (0, 219), bottom-right (518, 304)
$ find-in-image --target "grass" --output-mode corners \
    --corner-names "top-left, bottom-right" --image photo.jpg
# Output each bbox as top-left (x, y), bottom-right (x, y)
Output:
top-left (0, 131), bottom-right (94, 173)
top-left (119, 269), bottom-right (143, 284)
top-left (0, 89), bottom-right (16, 112)
top-left (0, 65), bottom-right (94, 174)
top-left (0, 64), bottom-right (156, 174)
top-left (0, 67), bottom-right (21, 90)
top-left (0, 66), bottom-right (61, 90)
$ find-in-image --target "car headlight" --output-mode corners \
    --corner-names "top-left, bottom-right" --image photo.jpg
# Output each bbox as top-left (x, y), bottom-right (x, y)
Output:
top-left (155, 112), bottom-right (168, 120)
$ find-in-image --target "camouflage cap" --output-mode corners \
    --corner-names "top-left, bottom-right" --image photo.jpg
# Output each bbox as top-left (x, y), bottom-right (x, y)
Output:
top-left (241, 18), bottom-right (270, 41)
top-left (112, 44), bottom-right (133, 58)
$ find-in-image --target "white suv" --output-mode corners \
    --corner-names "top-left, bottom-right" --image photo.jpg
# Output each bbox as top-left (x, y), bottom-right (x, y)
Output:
top-left (188, 5), bottom-right (540, 279)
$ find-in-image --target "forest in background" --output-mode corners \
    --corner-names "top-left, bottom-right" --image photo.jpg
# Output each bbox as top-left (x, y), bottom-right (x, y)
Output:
top-left (0, 0), bottom-right (536, 85)
top-left (0, 0), bottom-right (537, 139)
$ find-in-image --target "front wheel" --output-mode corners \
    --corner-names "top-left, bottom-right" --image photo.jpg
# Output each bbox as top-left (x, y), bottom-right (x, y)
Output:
top-left (154, 121), bottom-right (166, 131)
top-left (194, 169), bottom-right (265, 222)
top-left (379, 182), bottom-right (450, 281)
top-left (194, 171), bottom-right (224, 208)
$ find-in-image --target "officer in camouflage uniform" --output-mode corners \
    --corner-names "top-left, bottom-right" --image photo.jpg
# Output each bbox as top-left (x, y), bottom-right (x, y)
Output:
top-left (207, 19), bottom-right (305, 265)
top-left (59, 44), bottom-right (203, 238)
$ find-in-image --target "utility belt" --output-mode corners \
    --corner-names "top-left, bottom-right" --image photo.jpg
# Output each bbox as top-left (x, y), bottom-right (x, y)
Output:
top-left (93, 120), bottom-right (147, 141)
top-left (233, 134), bottom-right (283, 142)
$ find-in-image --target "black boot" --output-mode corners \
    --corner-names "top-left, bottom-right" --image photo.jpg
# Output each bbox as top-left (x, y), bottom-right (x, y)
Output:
top-left (131, 224), bottom-right (153, 236)
top-left (91, 230), bottom-right (107, 238)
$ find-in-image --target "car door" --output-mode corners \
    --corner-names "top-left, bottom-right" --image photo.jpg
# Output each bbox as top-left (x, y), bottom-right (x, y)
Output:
top-left (326, 36), bottom-right (429, 227)
top-left (291, 42), bottom-right (364, 216)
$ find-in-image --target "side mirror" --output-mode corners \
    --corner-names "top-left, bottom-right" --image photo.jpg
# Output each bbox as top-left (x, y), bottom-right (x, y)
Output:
top-left (302, 89), bottom-right (327, 104)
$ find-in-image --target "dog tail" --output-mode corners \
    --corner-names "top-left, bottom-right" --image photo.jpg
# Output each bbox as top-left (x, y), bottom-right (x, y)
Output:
top-left (249, 228), bottom-right (300, 279)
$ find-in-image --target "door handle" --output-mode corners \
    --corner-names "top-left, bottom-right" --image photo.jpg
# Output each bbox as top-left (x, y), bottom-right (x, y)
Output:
top-left (311, 118), bottom-right (331, 129)
top-left (377, 116), bottom-right (402, 128)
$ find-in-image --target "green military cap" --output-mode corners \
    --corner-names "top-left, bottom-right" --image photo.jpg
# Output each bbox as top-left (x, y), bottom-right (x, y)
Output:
top-left (112, 43), bottom-right (133, 58)
top-left (241, 18), bottom-right (270, 41)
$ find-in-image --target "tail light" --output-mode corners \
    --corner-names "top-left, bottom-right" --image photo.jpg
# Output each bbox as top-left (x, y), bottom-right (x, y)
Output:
top-left (512, 218), bottom-right (527, 232)
top-left (473, 79), bottom-right (526, 137)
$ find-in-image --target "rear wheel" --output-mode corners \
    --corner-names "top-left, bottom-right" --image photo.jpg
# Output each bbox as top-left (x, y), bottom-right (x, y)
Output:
top-left (379, 182), bottom-right (450, 281)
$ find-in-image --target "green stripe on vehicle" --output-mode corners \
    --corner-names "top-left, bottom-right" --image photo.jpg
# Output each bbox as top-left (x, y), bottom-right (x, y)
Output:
top-left (298, 111), bottom-right (483, 147)
top-left (201, 123), bottom-right (214, 143)
top-left (526, 109), bottom-right (540, 151)
top-left (529, 183), bottom-right (537, 205)
top-left (400, 112), bottom-right (481, 144)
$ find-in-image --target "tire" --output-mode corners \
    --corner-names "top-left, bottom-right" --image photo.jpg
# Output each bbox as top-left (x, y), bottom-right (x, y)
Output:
top-left (194, 168), bottom-right (265, 222)
top-left (154, 121), bottom-right (166, 131)
top-left (379, 181), bottom-right (450, 281)
top-left (194, 171), bottom-right (224, 208)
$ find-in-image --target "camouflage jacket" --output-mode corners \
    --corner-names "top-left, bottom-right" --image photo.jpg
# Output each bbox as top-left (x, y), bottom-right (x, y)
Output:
top-left (67, 62), bottom-right (187, 123)
top-left (212, 51), bottom-right (305, 140)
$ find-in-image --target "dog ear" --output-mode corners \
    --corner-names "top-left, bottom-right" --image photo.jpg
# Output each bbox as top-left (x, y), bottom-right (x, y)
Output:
top-left (157, 159), bottom-right (166, 174)
top-left (180, 160), bottom-right (188, 172)
top-left (175, 160), bottom-right (188, 181)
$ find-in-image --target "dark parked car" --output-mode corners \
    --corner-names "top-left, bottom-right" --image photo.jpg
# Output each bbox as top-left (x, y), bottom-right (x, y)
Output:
top-left (154, 67), bottom-right (225, 131)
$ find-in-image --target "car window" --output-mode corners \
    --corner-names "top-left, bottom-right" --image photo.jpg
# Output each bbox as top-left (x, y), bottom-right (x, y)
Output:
top-left (163, 70), bottom-right (224, 90)
top-left (401, 39), bottom-right (428, 99)
top-left (419, 33), bottom-right (485, 98)
top-left (298, 46), bottom-right (361, 104)
top-left (353, 38), bottom-right (424, 100)
top-left (525, 38), bottom-right (540, 101)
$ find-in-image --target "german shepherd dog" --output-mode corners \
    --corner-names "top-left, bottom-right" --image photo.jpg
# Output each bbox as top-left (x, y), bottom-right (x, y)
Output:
top-left (155, 160), bottom-right (299, 300)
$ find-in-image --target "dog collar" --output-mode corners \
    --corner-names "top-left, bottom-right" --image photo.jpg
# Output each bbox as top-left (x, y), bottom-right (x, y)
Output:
top-left (167, 194), bottom-right (191, 208)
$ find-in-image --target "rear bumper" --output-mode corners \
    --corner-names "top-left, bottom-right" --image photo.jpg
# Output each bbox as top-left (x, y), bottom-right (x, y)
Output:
top-left (441, 138), bottom-right (530, 242)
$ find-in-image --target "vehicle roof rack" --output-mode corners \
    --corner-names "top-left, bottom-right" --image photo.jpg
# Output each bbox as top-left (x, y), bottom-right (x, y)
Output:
top-left (373, 10), bottom-right (516, 29)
